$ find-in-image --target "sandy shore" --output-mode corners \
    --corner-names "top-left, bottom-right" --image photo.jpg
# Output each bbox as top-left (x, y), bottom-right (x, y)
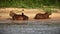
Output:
top-left (0, 8), bottom-right (60, 23)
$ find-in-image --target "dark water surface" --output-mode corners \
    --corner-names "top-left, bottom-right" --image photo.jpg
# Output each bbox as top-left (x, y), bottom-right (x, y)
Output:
top-left (0, 19), bottom-right (60, 34)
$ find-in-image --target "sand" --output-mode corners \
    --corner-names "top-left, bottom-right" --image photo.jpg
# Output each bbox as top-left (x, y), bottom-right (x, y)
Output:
top-left (0, 8), bottom-right (60, 23)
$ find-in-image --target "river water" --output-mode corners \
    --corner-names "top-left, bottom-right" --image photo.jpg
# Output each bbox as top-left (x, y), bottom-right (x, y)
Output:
top-left (0, 19), bottom-right (60, 34)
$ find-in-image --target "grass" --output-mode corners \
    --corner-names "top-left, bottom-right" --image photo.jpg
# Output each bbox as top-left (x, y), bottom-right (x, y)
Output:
top-left (0, 0), bottom-right (60, 13)
top-left (0, 0), bottom-right (60, 8)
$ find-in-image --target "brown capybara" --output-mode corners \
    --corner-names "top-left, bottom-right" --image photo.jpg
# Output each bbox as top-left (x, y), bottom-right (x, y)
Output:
top-left (9, 11), bottom-right (28, 20)
top-left (34, 12), bottom-right (52, 19)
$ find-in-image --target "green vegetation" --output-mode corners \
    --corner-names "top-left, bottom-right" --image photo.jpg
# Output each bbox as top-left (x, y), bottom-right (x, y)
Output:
top-left (0, 0), bottom-right (60, 8)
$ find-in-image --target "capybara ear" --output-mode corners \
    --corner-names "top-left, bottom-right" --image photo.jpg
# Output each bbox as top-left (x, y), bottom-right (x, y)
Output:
top-left (45, 12), bottom-right (52, 15)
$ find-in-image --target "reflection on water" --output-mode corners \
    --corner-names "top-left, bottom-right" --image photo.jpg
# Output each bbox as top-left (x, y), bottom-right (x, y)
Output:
top-left (0, 21), bottom-right (60, 34)
top-left (0, 18), bottom-right (60, 34)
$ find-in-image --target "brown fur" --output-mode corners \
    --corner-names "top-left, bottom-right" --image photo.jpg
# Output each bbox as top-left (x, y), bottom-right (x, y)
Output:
top-left (34, 12), bottom-right (52, 19)
top-left (9, 11), bottom-right (28, 20)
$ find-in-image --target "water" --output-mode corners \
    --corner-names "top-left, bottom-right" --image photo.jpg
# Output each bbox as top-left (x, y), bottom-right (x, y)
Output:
top-left (0, 20), bottom-right (60, 34)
